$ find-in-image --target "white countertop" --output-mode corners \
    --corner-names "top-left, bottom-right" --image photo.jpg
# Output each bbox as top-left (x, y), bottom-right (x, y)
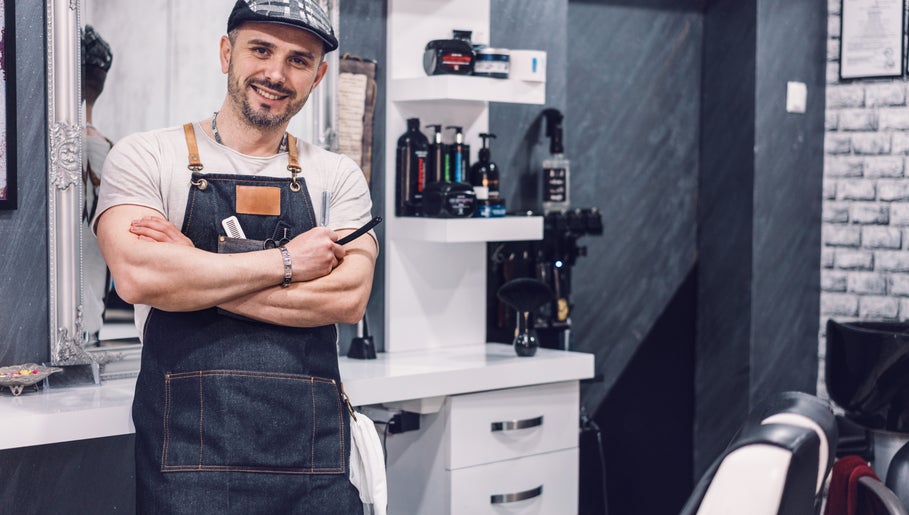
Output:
top-left (0, 344), bottom-right (594, 450)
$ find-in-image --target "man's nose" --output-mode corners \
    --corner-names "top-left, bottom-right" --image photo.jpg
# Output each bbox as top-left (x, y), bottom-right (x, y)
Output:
top-left (261, 58), bottom-right (287, 85)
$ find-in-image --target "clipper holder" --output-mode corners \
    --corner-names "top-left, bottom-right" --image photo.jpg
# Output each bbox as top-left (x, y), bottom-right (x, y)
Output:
top-left (348, 313), bottom-right (377, 359)
top-left (487, 208), bottom-right (603, 351)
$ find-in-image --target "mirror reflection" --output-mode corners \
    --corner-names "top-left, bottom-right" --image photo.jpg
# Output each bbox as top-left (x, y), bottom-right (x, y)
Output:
top-left (80, 24), bottom-right (116, 345)
top-left (78, 0), bottom-right (338, 373)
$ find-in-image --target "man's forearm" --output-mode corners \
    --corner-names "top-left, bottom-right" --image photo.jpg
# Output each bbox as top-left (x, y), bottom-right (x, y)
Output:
top-left (111, 240), bottom-right (288, 311)
top-left (217, 242), bottom-right (376, 327)
top-left (98, 205), bottom-right (288, 311)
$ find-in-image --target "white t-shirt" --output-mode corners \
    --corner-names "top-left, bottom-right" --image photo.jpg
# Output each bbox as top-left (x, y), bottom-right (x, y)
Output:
top-left (94, 122), bottom-right (376, 338)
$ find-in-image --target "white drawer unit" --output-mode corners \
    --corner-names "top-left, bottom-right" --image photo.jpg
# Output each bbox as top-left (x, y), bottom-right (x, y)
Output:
top-left (448, 380), bottom-right (579, 469)
top-left (385, 381), bottom-right (580, 515)
top-left (451, 449), bottom-right (578, 515)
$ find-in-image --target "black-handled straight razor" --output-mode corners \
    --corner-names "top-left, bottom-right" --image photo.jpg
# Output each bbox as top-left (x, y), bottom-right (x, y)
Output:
top-left (337, 216), bottom-right (383, 245)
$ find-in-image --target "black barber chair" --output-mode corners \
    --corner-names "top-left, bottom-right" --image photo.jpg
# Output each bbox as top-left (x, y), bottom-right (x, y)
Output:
top-left (826, 320), bottom-right (909, 511)
top-left (855, 475), bottom-right (909, 515)
top-left (886, 443), bottom-right (909, 510)
top-left (680, 392), bottom-right (837, 515)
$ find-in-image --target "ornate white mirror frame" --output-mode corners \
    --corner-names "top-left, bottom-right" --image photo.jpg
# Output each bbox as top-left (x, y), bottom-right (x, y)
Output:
top-left (46, 0), bottom-right (340, 372)
top-left (47, 0), bottom-right (90, 366)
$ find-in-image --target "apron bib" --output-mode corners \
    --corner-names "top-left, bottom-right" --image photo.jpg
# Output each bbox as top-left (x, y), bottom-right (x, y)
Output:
top-left (132, 124), bottom-right (360, 514)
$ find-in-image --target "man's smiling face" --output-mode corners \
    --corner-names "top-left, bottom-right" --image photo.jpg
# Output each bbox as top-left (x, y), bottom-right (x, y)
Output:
top-left (223, 22), bottom-right (327, 129)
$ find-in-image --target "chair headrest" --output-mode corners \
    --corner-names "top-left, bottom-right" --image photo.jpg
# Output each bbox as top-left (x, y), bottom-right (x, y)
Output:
top-left (745, 391), bottom-right (838, 494)
top-left (693, 423), bottom-right (820, 515)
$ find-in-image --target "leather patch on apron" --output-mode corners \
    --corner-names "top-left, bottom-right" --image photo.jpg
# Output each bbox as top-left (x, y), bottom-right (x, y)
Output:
top-left (236, 185), bottom-right (281, 216)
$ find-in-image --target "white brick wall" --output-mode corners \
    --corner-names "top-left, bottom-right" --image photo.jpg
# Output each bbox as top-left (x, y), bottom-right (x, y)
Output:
top-left (821, 0), bottom-right (909, 400)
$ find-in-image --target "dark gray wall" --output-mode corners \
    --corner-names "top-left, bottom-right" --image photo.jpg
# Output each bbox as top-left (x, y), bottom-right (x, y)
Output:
top-left (559, 0), bottom-right (825, 485)
top-left (564, 3), bottom-right (705, 510)
top-left (750, 0), bottom-right (824, 412)
top-left (696, 0), bottom-right (758, 474)
top-left (490, 0), bottom-right (567, 212)
top-left (0, 1), bottom-right (48, 365)
top-left (565, 0), bottom-right (703, 416)
top-left (696, 0), bottom-right (826, 474)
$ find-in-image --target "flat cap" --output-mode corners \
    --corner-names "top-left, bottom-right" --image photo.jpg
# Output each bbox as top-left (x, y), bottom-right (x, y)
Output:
top-left (227, 0), bottom-right (339, 53)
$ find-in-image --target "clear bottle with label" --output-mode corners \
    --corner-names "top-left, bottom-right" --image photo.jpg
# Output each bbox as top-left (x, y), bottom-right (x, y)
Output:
top-left (542, 108), bottom-right (570, 214)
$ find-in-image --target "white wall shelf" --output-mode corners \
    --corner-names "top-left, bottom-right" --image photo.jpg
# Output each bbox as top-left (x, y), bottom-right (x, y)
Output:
top-left (389, 76), bottom-right (545, 105)
top-left (385, 0), bottom-right (548, 352)
top-left (394, 216), bottom-right (543, 243)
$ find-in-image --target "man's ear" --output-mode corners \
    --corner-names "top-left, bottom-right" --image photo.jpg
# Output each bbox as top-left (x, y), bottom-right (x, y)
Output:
top-left (309, 60), bottom-right (329, 92)
top-left (219, 35), bottom-right (232, 74)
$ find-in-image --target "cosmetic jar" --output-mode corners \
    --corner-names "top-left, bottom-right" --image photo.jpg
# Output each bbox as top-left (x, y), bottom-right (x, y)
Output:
top-left (423, 39), bottom-right (475, 75)
top-left (473, 48), bottom-right (510, 79)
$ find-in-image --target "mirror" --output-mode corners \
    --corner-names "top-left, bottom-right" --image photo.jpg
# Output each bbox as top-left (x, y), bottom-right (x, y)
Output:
top-left (47, 0), bottom-right (88, 367)
top-left (47, 0), bottom-right (339, 377)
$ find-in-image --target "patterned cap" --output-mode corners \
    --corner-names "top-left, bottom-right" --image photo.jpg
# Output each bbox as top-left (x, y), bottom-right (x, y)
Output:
top-left (227, 0), bottom-right (339, 53)
top-left (82, 25), bottom-right (113, 72)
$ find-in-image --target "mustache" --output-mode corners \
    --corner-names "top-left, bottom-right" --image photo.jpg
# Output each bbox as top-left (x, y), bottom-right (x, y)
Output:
top-left (247, 78), bottom-right (293, 96)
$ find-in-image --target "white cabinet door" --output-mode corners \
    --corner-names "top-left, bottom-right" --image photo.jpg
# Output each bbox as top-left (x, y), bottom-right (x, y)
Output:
top-left (448, 381), bottom-right (579, 469)
top-left (450, 448), bottom-right (579, 515)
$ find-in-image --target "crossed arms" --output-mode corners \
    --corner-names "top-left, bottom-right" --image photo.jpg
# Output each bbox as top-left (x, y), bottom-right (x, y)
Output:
top-left (96, 204), bottom-right (377, 327)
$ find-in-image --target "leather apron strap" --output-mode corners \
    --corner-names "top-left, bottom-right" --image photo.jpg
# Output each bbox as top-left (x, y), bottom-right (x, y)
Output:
top-left (286, 133), bottom-right (302, 192)
top-left (183, 123), bottom-right (203, 171)
top-left (182, 122), bottom-right (302, 191)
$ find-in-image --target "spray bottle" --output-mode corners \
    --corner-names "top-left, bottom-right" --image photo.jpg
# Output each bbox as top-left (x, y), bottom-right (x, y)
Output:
top-left (542, 108), bottom-right (570, 214)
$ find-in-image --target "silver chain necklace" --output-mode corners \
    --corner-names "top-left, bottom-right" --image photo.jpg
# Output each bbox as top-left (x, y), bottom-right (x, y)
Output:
top-left (211, 111), bottom-right (288, 153)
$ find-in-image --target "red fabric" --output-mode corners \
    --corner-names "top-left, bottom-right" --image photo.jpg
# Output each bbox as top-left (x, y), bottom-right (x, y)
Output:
top-left (824, 455), bottom-right (886, 515)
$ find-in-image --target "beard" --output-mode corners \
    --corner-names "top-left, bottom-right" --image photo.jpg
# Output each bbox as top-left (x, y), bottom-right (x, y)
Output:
top-left (227, 61), bottom-right (309, 129)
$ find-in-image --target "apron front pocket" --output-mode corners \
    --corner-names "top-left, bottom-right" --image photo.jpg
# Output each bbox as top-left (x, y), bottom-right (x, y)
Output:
top-left (162, 370), bottom-right (345, 475)
top-left (218, 236), bottom-right (266, 253)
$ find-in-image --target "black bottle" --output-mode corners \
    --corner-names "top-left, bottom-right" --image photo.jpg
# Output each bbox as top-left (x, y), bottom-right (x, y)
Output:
top-left (396, 118), bottom-right (429, 216)
top-left (425, 124), bottom-right (445, 184)
top-left (470, 133), bottom-right (500, 201)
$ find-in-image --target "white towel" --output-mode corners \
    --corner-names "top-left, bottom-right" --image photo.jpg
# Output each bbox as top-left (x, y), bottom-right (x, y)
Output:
top-left (349, 411), bottom-right (387, 515)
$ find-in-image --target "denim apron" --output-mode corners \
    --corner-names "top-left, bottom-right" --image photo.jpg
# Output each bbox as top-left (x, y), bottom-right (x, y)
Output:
top-left (132, 124), bottom-right (361, 514)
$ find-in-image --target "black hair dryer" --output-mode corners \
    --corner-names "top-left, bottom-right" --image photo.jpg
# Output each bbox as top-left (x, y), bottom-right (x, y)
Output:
top-left (497, 278), bottom-right (555, 357)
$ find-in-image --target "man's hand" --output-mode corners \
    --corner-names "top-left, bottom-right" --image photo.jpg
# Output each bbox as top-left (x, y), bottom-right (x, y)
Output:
top-left (284, 227), bottom-right (346, 282)
top-left (129, 216), bottom-right (194, 247)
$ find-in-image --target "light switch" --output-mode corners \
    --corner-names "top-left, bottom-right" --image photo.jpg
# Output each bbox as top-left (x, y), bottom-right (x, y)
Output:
top-left (786, 81), bottom-right (807, 114)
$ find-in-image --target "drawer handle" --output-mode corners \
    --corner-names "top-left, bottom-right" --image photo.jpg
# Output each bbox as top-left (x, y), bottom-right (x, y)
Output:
top-left (490, 485), bottom-right (543, 504)
top-left (490, 415), bottom-right (544, 432)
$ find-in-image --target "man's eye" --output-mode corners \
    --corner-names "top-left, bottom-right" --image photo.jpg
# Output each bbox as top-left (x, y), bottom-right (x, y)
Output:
top-left (290, 57), bottom-right (307, 67)
top-left (252, 47), bottom-right (269, 56)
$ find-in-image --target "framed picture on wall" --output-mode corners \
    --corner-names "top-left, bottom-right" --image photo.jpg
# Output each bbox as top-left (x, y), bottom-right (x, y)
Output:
top-left (0, 0), bottom-right (15, 210)
top-left (839, 0), bottom-right (906, 80)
